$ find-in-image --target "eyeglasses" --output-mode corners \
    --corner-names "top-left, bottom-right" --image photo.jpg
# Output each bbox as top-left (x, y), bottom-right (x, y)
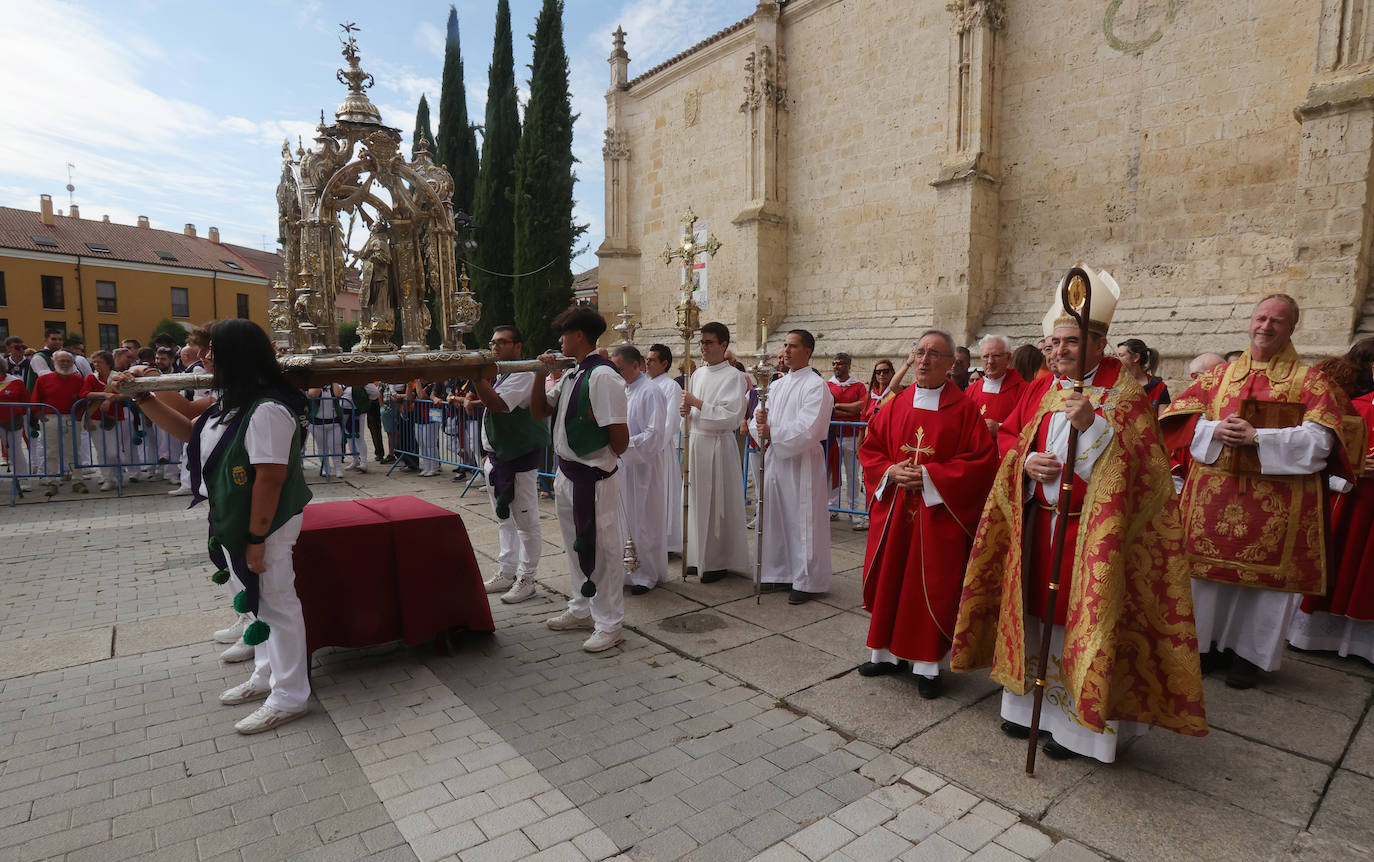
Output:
top-left (913, 350), bottom-right (950, 360)
top-left (980, 352), bottom-right (1009, 361)
top-left (488, 339), bottom-right (513, 347)
top-left (874, 368), bottom-right (894, 375)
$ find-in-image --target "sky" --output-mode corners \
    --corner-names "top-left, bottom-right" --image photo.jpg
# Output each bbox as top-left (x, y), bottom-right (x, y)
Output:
top-left (0, 0), bottom-right (756, 271)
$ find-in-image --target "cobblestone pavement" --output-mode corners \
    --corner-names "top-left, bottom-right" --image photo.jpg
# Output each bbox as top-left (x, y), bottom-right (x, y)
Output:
top-left (1, 469), bottom-right (1371, 861)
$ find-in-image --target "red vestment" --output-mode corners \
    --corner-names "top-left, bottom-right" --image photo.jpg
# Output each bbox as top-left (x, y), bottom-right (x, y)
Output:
top-left (1160, 345), bottom-right (1351, 594)
top-left (859, 385), bottom-right (998, 663)
top-left (966, 369), bottom-right (1026, 427)
top-left (1303, 393), bottom-right (1374, 620)
top-left (953, 356), bottom-right (1208, 737)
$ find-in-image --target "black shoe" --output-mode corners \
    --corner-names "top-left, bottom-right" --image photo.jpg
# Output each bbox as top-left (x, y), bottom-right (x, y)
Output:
top-left (916, 673), bottom-right (943, 700)
top-left (700, 569), bottom-right (727, 584)
top-left (1001, 720), bottom-right (1030, 740)
top-left (787, 589), bottom-right (817, 605)
top-left (1042, 739), bottom-right (1080, 761)
top-left (1199, 647), bottom-right (1232, 674)
top-left (857, 660), bottom-right (909, 677)
top-left (630, 585), bottom-right (650, 595)
top-left (1225, 657), bottom-right (1260, 690)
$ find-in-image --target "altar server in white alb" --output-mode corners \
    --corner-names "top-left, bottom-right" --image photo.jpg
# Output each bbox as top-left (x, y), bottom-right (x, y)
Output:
top-left (681, 322), bottom-right (751, 583)
top-left (647, 344), bottom-right (683, 555)
top-left (531, 306), bottom-right (630, 653)
top-left (612, 344), bottom-right (668, 593)
top-left (751, 329), bottom-right (835, 604)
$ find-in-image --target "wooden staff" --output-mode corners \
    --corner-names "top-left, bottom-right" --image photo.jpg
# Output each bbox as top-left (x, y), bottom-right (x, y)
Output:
top-left (1026, 266), bottom-right (1092, 777)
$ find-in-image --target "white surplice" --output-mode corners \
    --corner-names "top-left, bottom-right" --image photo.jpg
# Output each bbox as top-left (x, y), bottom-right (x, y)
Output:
top-left (652, 372), bottom-right (684, 553)
top-left (749, 366), bottom-right (834, 592)
top-left (620, 373), bottom-right (668, 588)
top-left (685, 361), bottom-right (750, 573)
top-left (1188, 417), bottom-right (1334, 671)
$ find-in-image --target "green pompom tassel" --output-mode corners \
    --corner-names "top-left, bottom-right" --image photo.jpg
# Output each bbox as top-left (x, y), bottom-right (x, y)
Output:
top-left (210, 569), bottom-right (230, 585)
top-left (132, 433), bottom-right (144, 445)
top-left (232, 590), bottom-right (249, 614)
top-left (208, 536), bottom-right (221, 553)
top-left (242, 620), bottom-right (270, 646)
top-left (573, 536), bottom-right (585, 553)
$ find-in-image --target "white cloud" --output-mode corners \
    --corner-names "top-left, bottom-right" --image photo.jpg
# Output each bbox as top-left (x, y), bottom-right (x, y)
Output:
top-left (415, 22), bottom-right (445, 58)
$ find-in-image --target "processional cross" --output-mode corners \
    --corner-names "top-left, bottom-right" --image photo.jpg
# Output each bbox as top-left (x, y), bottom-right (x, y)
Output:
top-left (661, 207), bottom-right (722, 580)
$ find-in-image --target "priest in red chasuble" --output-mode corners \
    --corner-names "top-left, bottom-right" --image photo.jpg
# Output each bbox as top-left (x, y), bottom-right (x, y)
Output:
top-left (1160, 295), bottom-right (1352, 689)
top-left (965, 334), bottom-right (1025, 440)
top-left (858, 330), bottom-right (999, 699)
top-left (952, 267), bottom-right (1208, 764)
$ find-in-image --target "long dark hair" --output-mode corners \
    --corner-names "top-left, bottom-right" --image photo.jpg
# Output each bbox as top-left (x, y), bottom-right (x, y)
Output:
top-left (1118, 338), bottom-right (1159, 376)
top-left (1012, 344), bottom-right (1046, 381)
top-left (1345, 337), bottom-right (1374, 398)
top-left (207, 319), bottom-right (306, 418)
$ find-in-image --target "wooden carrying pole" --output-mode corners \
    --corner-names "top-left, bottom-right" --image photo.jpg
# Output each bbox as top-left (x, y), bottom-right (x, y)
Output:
top-left (1026, 266), bottom-right (1092, 777)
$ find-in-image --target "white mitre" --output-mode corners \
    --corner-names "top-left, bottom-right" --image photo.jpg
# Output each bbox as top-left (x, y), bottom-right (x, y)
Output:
top-left (1045, 264), bottom-right (1120, 336)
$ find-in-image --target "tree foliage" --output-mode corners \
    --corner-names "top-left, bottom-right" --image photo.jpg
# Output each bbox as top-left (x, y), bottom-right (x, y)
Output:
top-left (338, 320), bottom-right (359, 352)
top-left (148, 319), bottom-right (186, 347)
top-left (412, 93), bottom-right (435, 159)
top-left (512, 0), bottom-right (582, 356)
top-left (436, 5), bottom-right (479, 215)
top-left (469, 0), bottom-right (521, 347)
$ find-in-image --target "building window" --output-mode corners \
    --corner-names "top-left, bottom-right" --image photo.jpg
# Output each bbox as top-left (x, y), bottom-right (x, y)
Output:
top-left (0, 271), bottom-right (6, 305)
top-left (96, 280), bottom-right (117, 314)
top-left (41, 275), bottom-right (64, 310)
top-left (44, 320), bottom-right (67, 338)
top-left (98, 324), bottom-right (120, 351)
top-left (236, 293), bottom-right (250, 319)
top-left (0, 319), bottom-right (8, 340)
top-left (171, 286), bottom-right (189, 318)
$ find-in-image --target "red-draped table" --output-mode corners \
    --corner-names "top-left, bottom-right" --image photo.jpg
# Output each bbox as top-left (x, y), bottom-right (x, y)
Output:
top-left (291, 495), bottom-right (493, 655)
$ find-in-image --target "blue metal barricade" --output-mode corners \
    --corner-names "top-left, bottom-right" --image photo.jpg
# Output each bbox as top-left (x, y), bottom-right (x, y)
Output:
top-left (827, 420), bottom-right (868, 519)
top-left (302, 395), bottom-right (359, 481)
top-left (69, 397), bottom-right (186, 495)
top-left (1, 402), bottom-right (64, 503)
top-left (385, 400), bottom-right (485, 487)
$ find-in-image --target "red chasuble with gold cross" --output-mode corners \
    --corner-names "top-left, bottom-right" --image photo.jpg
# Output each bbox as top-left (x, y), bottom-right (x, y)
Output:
top-left (1160, 344), bottom-right (1351, 595)
top-left (859, 384), bottom-right (999, 663)
top-left (966, 368), bottom-right (1026, 430)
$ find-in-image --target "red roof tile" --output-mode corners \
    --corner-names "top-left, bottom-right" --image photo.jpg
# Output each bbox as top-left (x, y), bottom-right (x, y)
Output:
top-left (0, 206), bottom-right (274, 279)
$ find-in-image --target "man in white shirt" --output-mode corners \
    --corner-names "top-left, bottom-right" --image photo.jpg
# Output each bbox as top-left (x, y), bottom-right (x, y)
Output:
top-left (750, 329), bottom-right (835, 604)
top-left (465, 325), bottom-right (546, 604)
top-left (531, 307), bottom-right (630, 652)
top-left (612, 344), bottom-right (668, 594)
top-left (646, 344), bottom-right (683, 555)
top-left (682, 323), bottom-right (750, 583)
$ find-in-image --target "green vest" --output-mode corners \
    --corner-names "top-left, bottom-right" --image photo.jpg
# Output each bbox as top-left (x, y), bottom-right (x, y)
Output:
top-left (560, 369), bottom-right (610, 457)
top-left (484, 405), bottom-right (551, 462)
top-left (207, 399), bottom-right (312, 557)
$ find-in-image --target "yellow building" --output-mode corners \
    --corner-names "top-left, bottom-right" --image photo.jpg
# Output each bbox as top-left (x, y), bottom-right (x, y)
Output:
top-left (0, 195), bottom-right (275, 350)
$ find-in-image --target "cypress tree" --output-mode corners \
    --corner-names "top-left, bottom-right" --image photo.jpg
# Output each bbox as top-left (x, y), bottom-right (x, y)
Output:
top-left (469, 0), bottom-right (520, 346)
top-left (436, 5), bottom-right (479, 215)
top-left (412, 93), bottom-right (435, 159)
top-left (512, 0), bottom-right (582, 356)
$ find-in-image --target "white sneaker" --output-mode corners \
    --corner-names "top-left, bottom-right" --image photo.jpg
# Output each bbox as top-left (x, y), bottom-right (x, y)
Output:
top-left (419, 469), bottom-right (438, 477)
top-left (235, 703), bottom-right (309, 735)
top-left (353, 465), bottom-right (367, 473)
top-left (169, 487), bottom-right (192, 496)
top-left (218, 681), bottom-right (270, 705)
top-left (219, 640), bottom-right (255, 663)
top-left (99, 481), bottom-right (115, 492)
top-left (500, 577), bottom-right (537, 604)
top-left (483, 574), bottom-right (516, 594)
top-left (583, 630), bottom-right (625, 653)
top-left (214, 614), bottom-right (251, 644)
top-left (546, 610), bottom-right (595, 631)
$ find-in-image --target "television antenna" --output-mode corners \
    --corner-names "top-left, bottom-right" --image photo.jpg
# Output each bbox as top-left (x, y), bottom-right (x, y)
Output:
top-left (65, 163), bottom-right (76, 208)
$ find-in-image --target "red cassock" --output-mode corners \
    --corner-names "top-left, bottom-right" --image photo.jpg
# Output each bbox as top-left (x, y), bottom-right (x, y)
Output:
top-left (966, 369), bottom-right (1026, 428)
top-left (1304, 393), bottom-right (1374, 620)
top-left (859, 385), bottom-right (999, 663)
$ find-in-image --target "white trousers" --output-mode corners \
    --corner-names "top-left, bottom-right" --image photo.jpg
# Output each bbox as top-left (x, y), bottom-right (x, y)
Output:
top-left (1000, 620), bottom-right (1147, 763)
top-left (39, 415), bottom-right (66, 479)
top-left (414, 423), bottom-right (440, 473)
top-left (485, 459), bottom-right (541, 579)
top-left (662, 441), bottom-right (683, 553)
top-left (2, 424), bottom-right (32, 479)
top-left (347, 413), bottom-right (368, 467)
top-left (311, 422), bottom-right (343, 477)
top-left (556, 470), bottom-right (625, 634)
top-left (89, 423), bottom-right (125, 483)
top-left (1192, 579), bottom-right (1300, 672)
top-left (828, 434), bottom-right (865, 521)
top-left (240, 513), bottom-right (310, 712)
top-left (157, 432), bottom-right (181, 481)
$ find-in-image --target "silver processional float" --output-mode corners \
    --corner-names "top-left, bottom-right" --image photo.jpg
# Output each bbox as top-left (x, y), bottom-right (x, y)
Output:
top-left (118, 23), bottom-right (574, 397)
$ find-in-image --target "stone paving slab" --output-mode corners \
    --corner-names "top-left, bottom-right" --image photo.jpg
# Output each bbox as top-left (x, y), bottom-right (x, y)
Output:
top-left (2, 470), bottom-right (1372, 862)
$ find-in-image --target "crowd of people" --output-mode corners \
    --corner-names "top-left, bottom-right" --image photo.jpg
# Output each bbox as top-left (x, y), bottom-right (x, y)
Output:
top-left (8, 285), bottom-right (1373, 759)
